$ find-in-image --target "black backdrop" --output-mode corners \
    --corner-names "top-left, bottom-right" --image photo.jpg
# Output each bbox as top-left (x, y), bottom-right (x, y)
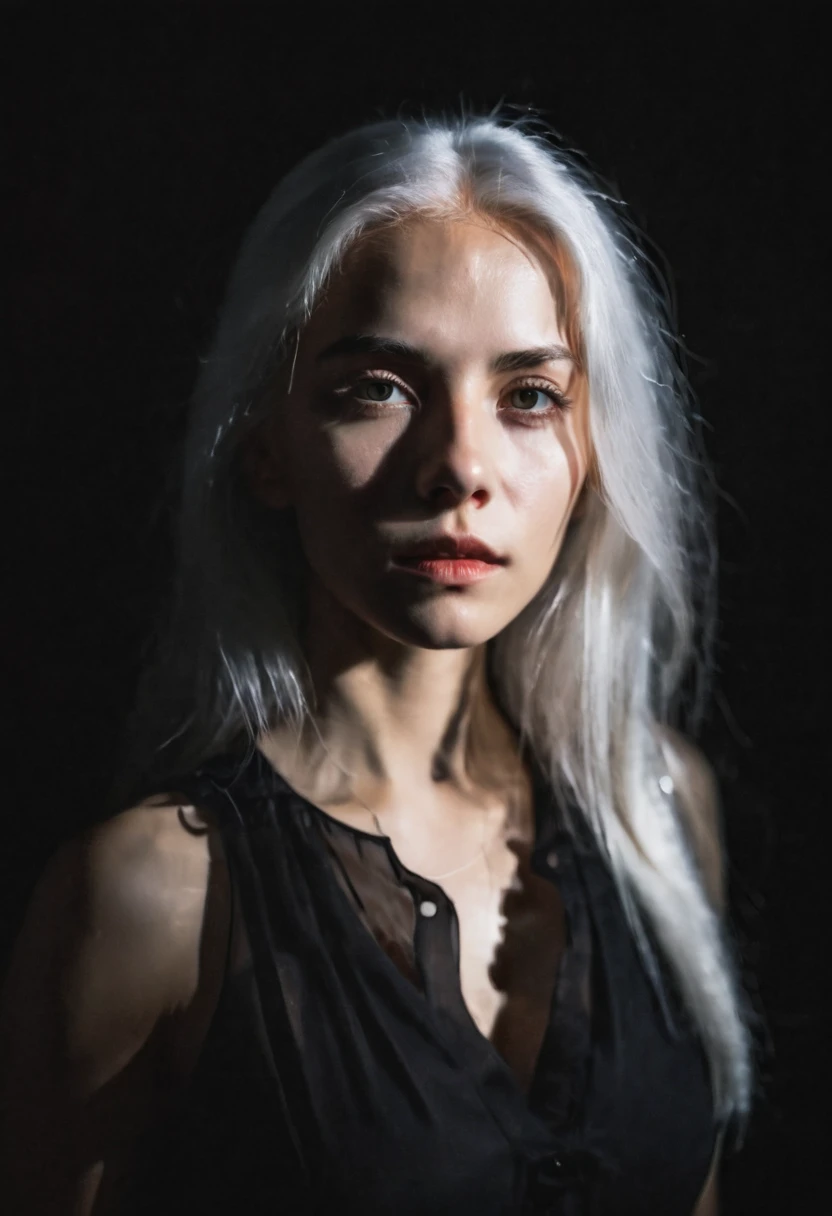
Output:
top-left (2, 4), bottom-right (825, 1212)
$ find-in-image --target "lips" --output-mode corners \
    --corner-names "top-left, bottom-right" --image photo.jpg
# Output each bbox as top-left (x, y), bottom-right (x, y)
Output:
top-left (389, 534), bottom-right (507, 589)
top-left (391, 535), bottom-right (505, 563)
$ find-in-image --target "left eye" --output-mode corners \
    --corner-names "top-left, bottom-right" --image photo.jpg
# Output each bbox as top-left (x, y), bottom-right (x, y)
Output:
top-left (509, 387), bottom-right (555, 412)
top-left (356, 379), bottom-right (410, 404)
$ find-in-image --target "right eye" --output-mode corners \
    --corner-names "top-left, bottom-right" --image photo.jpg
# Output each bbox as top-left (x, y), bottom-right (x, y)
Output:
top-left (353, 378), bottom-right (412, 405)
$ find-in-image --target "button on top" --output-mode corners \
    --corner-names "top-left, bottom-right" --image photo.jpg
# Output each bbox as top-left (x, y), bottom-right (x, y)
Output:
top-left (419, 899), bottom-right (438, 918)
top-left (546, 849), bottom-right (559, 869)
top-left (658, 773), bottom-right (675, 795)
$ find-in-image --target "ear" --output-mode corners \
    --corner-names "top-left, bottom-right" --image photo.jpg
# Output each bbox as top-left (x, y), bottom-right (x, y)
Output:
top-left (241, 431), bottom-right (292, 510)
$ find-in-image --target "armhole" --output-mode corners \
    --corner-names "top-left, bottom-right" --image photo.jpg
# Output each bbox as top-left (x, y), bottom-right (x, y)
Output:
top-left (172, 795), bottom-right (237, 982)
top-left (222, 860), bottom-right (237, 980)
top-left (177, 798), bottom-right (238, 1029)
top-left (203, 813), bottom-right (237, 991)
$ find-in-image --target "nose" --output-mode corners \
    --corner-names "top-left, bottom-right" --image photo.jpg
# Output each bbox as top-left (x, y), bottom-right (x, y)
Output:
top-left (412, 388), bottom-right (495, 511)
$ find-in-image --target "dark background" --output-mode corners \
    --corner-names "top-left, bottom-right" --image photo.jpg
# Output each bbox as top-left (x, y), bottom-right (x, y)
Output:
top-left (1, 3), bottom-right (825, 1211)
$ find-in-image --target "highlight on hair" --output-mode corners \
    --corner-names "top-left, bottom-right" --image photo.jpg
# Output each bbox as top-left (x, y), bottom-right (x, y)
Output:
top-left (115, 106), bottom-right (753, 1133)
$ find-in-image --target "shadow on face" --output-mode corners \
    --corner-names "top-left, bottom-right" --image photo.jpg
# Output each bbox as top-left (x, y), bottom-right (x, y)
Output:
top-left (248, 214), bottom-right (593, 657)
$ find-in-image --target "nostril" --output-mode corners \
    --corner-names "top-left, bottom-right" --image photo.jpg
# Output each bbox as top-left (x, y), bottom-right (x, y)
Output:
top-left (428, 484), bottom-right (456, 504)
top-left (426, 483), bottom-right (480, 511)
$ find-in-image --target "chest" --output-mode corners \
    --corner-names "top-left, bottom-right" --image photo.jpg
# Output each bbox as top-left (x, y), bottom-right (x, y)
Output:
top-left (155, 789), bottom-right (719, 1216)
top-left (175, 779), bottom-right (569, 1098)
top-left (444, 836), bottom-right (568, 1090)
top-left (217, 829), bottom-right (568, 1094)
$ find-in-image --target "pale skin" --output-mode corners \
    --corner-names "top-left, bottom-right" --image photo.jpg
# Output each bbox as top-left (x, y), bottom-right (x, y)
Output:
top-left (0, 216), bottom-right (721, 1213)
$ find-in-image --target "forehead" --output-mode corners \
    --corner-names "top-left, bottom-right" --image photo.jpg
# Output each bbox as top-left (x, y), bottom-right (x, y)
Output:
top-left (306, 217), bottom-right (565, 352)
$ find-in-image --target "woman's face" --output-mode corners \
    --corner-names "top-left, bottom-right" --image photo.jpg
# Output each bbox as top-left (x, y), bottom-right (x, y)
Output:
top-left (255, 216), bottom-right (592, 651)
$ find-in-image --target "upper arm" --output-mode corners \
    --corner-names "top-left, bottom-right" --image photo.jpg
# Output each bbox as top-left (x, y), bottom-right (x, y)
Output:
top-left (0, 803), bottom-right (209, 1214)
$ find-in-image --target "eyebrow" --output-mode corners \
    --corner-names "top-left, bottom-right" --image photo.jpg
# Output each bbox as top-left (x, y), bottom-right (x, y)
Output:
top-left (314, 333), bottom-right (575, 372)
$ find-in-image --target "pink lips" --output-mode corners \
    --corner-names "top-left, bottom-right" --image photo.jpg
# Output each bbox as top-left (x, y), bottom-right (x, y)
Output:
top-left (390, 534), bottom-right (506, 585)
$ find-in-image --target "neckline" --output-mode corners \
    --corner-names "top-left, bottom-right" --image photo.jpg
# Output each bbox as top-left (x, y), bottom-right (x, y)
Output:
top-left (199, 741), bottom-right (587, 1122)
top-left (193, 744), bottom-right (591, 1133)
top-left (246, 740), bottom-right (566, 876)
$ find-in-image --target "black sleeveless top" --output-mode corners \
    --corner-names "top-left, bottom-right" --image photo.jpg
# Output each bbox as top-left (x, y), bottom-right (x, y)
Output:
top-left (122, 747), bottom-right (716, 1216)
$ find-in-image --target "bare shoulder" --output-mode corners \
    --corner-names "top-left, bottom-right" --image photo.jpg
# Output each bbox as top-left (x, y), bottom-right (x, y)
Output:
top-left (0, 794), bottom-right (226, 1214)
top-left (84, 796), bottom-right (215, 947)
top-left (1, 794), bottom-right (218, 1083)
top-left (654, 725), bottom-right (726, 913)
top-left (82, 795), bottom-right (217, 1007)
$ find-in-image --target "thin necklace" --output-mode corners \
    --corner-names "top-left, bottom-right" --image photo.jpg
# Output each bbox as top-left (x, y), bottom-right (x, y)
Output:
top-left (369, 809), bottom-right (488, 882)
top-left (308, 721), bottom-right (493, 883)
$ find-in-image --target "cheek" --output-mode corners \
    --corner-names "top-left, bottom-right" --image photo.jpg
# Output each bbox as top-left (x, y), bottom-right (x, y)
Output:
top-left (289, 414), bottom-right (403, 497)
top-left (509, 442), bottom-right (580, 532)
top-left (326, 426), bottom-right (400, 493)
top-left (286, 424), bottom-right (395, 571)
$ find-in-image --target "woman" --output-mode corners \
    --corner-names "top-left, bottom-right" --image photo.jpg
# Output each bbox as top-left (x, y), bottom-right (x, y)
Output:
top-left (0, 110), bottom-right (753, 1214)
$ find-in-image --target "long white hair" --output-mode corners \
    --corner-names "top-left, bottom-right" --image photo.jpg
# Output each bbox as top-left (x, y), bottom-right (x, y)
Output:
top-left (116, 108), bottom-right (753, 1130)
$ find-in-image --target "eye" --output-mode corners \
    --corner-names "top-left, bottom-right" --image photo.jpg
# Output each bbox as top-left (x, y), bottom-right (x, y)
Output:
top-left (506, 380), bottom-right (572, 416)
top-left (509, 387), bottom-right (553, 412)
top-left (354, 377), bottom-right (411, 405)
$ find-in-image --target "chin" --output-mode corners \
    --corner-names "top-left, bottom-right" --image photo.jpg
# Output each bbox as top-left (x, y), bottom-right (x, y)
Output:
top-left (374, 598), bottom-right (511, 651)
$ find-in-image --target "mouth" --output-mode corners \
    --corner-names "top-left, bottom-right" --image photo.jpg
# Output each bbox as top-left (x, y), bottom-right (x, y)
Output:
top-left (389, 536), bottom-right (506, 586)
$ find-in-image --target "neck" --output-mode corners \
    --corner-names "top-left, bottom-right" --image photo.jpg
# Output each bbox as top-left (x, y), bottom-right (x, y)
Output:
top-left (258, 574), bottom-right (527, 818)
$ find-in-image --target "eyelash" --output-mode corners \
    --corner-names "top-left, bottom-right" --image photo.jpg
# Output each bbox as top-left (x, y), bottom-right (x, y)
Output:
top-left (334, 369), bottom-right (573, 423)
